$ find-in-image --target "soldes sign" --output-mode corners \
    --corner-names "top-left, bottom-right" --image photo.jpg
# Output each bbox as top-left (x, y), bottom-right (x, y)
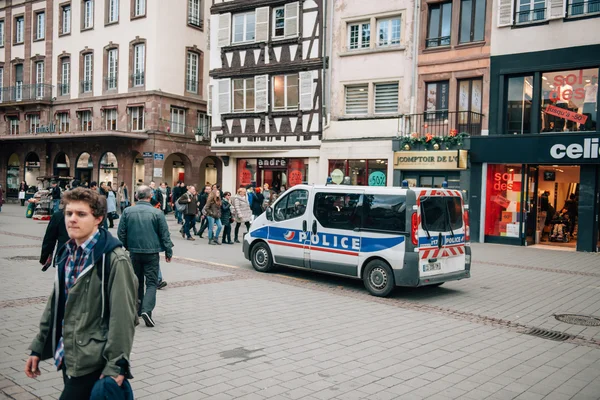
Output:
top-left (549, 70), bottom-right (586, 102)
top-left (550, 138), bottom-right (600, 160)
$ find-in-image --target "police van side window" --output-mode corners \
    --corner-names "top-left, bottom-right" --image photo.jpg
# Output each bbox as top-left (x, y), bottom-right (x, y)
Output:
top-left (273, 190), bottom-right (309, 222)
top-left (314, 192), bottom-right (362, 231)
top-left (363, 195), bottom-right (407, 233)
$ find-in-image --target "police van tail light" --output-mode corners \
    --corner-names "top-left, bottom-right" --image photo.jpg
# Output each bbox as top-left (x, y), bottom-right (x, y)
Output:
top-left (411, 212), bottom-right (418, 246)
top-left (463, 210), bottom-right (470, 242)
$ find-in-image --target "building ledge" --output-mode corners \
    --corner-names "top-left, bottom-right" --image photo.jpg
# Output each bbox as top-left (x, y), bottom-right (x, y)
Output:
top-left (0, 131), bottom-right (149, 141)
top-left (339, 45), bottom-right (406, 57)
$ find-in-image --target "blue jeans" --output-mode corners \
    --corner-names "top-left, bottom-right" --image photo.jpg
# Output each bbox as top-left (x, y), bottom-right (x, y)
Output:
top-left (183, 214), bottom-right (196, 239)
top-left (53, 199), bottom-right (60, 213)
top-left (175, 209), bottom-right (183, 224)
top-left (207, 216), bottom-right (222, 240)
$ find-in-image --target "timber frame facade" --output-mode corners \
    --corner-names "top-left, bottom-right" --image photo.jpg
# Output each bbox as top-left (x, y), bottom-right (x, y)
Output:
top-left (209, 0), bottom-right (324, 151)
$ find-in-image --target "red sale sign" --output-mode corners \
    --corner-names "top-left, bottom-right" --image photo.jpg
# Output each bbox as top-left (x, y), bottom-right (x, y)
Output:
top-left (545, 105), bottom-right (588, 125)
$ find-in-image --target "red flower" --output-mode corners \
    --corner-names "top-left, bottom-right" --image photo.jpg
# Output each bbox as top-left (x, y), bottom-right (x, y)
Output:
top-left (425, 133), bottom-right (433, 142)
top-left (449, 129), bottom-right (458, 137)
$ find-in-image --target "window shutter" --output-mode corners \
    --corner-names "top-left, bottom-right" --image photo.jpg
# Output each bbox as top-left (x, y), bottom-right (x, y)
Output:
top-left (284, 2), bottom-right (299, 38)
top-left (497, 0), bottom-right (514, 27)
top-left (218, 13), bottom-right (231, 47)
top-left (299, 71), bottom-right (313, 111)
top-left (207, 84), bottom-right (213, 116)
top-left (255, 7), bottom-right (269, 42)
top-left (345, 85), bottom-right (368, 115)
top-left (374, 83), bottom-right (399, 114)
top-left (255, 75), bottom-right (268, 112)
top-left (548, 0), bottom-right (565, 18)
top-left (218, 78), bottom-right (231, 115)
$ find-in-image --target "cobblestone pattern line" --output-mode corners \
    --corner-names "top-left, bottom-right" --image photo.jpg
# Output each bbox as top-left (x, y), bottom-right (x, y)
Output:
top-left (0, 376), bottom-right (40, 400)
top-left (0, 232), bottom-right (42, 242)
top-left (474, 260), bottom-right (600, 278)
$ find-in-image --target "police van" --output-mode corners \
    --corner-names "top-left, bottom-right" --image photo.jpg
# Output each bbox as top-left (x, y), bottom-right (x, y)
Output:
top-left (243, 184), bottom-right (471, 297)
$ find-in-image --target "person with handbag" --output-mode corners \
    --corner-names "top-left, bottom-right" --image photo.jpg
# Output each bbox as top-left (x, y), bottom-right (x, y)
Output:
top-left (204, 190), bottom-right (223, 245)
top-left (177, 186), bottom-right (198, 241)
top-left (221, 192), bottom-right (234, 245)
top-left (231, 187), bottom-right (252, 243)
top-left (19, 181), bottom-right (29, 206)
top-left (106, 188), bottom-right (118, 229)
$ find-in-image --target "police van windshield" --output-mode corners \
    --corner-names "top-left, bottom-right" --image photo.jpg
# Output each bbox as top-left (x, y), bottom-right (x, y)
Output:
top-left (420, 196), bottom-right (463, 233)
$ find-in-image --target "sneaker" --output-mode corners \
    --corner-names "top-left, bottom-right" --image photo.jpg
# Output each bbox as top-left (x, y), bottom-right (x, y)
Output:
top-left (226, 241), bottom-right (234, 245)
top-left (141, 312), bottom-right (155, 327)
top-left (157, 280), bottom-right (168, 290)
top-left (209, 239), bottom-right (216, 245)
top-left (234, 239), bottom-right (240, 243)
top-left (214, 240), bottom-right (222, 245)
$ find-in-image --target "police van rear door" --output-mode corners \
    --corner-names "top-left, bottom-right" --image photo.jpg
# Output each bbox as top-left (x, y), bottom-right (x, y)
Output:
top-left (308, 188), bottom-right (364, 277)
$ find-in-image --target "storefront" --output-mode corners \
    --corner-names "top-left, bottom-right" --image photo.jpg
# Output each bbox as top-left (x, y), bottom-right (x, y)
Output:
top-left (24, 153), bottom-right (41, 187)
top-left (99, 152), bottom-right (119, 186)
top-left (236, 158), bottom-right (308, 191)
top-left (327, 159), bottom-right (388, 186)
top-left (470, 44), bottom-right (600, 252)
top-left (75, 152), bottom-right (94, 184)
top-left (6, 153), bottom-right (20, 198)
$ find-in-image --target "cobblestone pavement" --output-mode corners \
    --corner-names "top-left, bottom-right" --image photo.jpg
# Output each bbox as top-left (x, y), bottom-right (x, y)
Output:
top-left (1, 203), bottom-right (599, 400)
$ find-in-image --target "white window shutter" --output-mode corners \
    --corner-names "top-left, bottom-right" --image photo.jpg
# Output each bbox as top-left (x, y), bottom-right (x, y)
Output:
top-left (299, 71), bottom-right (313, 111)
top-left (207, 84), bottom-right (213, 116)
top-left (548, 0), bottom-right (565, 18)
top-left (284, 2), bottom-right (299, 38)
top-left (218, 78), bottom-right (231, 115)
top-left (218, 13), bottom-right (231, 47)
top-left (255, 75), bottom-right (268, 112)
top-left (497, 0), bottom-right (514, 27)
top-left (255, 7), bottom-right (269, 42)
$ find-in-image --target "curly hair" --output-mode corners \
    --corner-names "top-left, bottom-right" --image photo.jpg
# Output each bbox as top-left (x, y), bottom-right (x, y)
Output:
top-left (61, 187), bottom-right (107, 219)
top-left (207, 190), bottom-right (222, 207)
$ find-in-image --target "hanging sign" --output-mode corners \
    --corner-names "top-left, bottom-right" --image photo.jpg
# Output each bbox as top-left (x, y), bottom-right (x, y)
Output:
top-left (544, 105), bottom-right (588, 125)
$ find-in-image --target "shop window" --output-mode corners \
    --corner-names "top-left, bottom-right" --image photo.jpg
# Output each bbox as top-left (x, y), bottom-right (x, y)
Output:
top-left (485, 164), bottom-right (523, 238)
top-left (273, 189), bottom-right (309, 221)
top-left (314, 192), bottom-right (362, 231)
top-left (345, 85), bottom-right (369, 115)
top-left (505, 76), bottom-right (533, 135)
top-left (541, 68), bottom-right (598, 133)
top-left (328, 159), bottom-right (388, 186)
top-left (425, 81), bottom-right (449, 119)
top-left (348, 21), bottom-right (370, 50)
top-left (237, 159), bottom-right (257, 188)
top-left (426, 2), bottom-right (452, 47)
top-left (272, 74), bottom-right (299, 111)
top-left (420, 176), bottom-right (447, 188)
top-left (516, 0), bottom-right (546, 24)
top-left (459, 0), bottom-right (485, 43)
top-left (363, 194), bottom-right (406, 232)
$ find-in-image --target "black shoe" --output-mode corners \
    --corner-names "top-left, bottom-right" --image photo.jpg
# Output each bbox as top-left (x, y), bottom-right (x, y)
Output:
top-left (234, 239), bottom-right (240, 243)
top-left (227, 241), bottom-right (234, 245)
top-left (141, 312), bottom-right (155, 327)
top-left (158, 280), bottom-right (167, 290)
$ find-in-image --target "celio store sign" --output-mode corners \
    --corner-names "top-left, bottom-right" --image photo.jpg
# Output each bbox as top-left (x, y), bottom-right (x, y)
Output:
top-left (550, 138), bottom-right (599, 160)
top-left (394, 150), bottom-right (468, 170)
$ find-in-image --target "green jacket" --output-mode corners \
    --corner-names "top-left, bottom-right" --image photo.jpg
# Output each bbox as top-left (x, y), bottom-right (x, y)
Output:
top-left (29, 229), bottom-right (138, 378)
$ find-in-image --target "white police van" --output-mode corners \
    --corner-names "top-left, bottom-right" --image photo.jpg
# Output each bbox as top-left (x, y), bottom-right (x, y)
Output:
top-left (243, 184), bottom-right (471, 297)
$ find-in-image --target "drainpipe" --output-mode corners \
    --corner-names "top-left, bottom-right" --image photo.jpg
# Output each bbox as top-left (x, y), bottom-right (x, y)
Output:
top-left (409, 0), bottom-right (420, 116)
top-left (322, 0), bottom-right (333, 131)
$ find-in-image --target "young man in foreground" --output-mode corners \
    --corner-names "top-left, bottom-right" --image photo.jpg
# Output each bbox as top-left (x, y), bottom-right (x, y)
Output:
top-left (25, 188), bottom-right (138, 399)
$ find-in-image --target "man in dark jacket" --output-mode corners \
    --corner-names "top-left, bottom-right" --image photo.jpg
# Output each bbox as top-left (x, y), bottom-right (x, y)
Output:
top-left (171, 182), bottom-right (185, 225)
top-left (197, 185), bottom-right (211, 237)
top-left (118, 185), bottom-right (173, 327)
top-left (50, 181), bottom-right (62, 213)
top-left (40, 209), bottom-right (70, 270)
top-left (26, 188), bottom-right (138, 400)
top-left (178, 185), bottom-right (198, 241)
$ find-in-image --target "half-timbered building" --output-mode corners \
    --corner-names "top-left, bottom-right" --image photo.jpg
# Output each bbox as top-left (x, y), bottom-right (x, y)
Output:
top-left (209, 0), bottom-right (324, 191)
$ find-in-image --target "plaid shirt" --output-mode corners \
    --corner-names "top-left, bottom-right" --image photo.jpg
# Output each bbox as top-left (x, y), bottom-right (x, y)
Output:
top-left (54, 230), bottom-right (100, 369)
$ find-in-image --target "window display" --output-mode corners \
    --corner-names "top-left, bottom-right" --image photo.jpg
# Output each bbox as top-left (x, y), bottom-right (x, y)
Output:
top-left (506, 76), bottom-right (533, 135)
top-left (328, 159), bottom-right (388, 186)
top-left (485, 164), bottom-right (523, 238)
top-left (541, 69), bottom-right (597, 133)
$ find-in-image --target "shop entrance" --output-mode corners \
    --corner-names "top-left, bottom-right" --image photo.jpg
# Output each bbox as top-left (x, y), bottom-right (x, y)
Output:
top-left (524, 165), bottom-right (580, 249)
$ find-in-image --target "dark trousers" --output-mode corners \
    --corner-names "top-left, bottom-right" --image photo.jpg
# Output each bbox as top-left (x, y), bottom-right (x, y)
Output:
top-left (223, 224), bottom-right (232, 243)
top-left (198, 217), bottom-right (208, 236)
top-left (130, 252), bottom-right (159, 317)
top-left (183, 214), bottom-right (196, 238)
top-left (20, 199), bottom-right (25, 206)
top-left (234, 221), bottom-right (251, 240)
top-left (107, 213), bottom-right (114, 228)
top-left (59, 367), bottom-right (102, 400)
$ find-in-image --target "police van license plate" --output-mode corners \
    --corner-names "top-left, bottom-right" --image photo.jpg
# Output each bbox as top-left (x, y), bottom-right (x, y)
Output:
top-left (423, 262), bottom-right (441, 272)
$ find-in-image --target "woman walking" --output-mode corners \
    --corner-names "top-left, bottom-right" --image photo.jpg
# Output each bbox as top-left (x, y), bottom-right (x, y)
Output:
top-left (19, 181), bottom-right (28, 206)
top-left (106, 188), bottom-right (117, 228)
top-left (231, 187), bottom-right (252, 243)
top-left (205, 190), bottom-right (223, 245)
top-left (117, 181), bottom-right (130, 212)
top-left (221, 192), bottom-right (234, 244)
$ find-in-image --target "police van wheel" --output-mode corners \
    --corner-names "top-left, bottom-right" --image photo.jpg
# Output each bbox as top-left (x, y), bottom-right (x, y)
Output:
top-left (363, 260), bottom-right (395, 297)
top-left (251, 242), bottom-right (274, 273)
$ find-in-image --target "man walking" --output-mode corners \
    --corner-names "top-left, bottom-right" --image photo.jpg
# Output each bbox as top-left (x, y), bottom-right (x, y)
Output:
top-left (172, 182), bottom-right (185, 224)
top-left (178, 185), bottom-right (198, 241)
top-left (118, 185), bottom-right (173, 327)
top-left (50, 181), bottom-right (62, 213)
top-left (197, 185), bottom-right (211, 238)
top-left (25, 188), bottom-right (138, 399)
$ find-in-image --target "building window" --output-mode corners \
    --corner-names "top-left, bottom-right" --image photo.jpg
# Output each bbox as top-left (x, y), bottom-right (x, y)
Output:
top-left (57, 112), bottom-right (70, 132)
top-left (171, 107), bottom-right (186, 134)
top-left (505, 76), bottom-right (533, 134)
top-left (426, 2), bottom-right (452, 47)
top-left (516, 0), bottom-right (546, 24)
top-left (15, 16), bottom-right (24, 44)
top-left (35, 12), bottom-right (46, 40)
top-left (186, 51), bottom-right (199, 93)
top-left (374, 83), bottom-right (399, 114)
top-left (35, 62), bottom-right (45, 98)
top-left (15, 64), bottom-right (23, 101)
top-left (105, 108), bottom-right (117, 130)
top-left (134, 0), bottom-right (146, 17)
top-left (348, 22), bottom-right (370, 50)
top-left (232, 11), bottom-right (256, 43)
top-left (62, 5), bottom-right (71, 34)
top-left (377, 17), bottom-right (401, 47)
top-left (345, 84), bottom-right (369, 115)
top-left (188, 0), bottom-right (201, 26)
top-left (133, 44), bottom-right (145, 86)
top-left (271, 3), bottom-right (298, 39)
top-left (28, 114), bottom-right (40, 134)
top-left (60, 59), bottom-right (70, 95)
top-left (425, 81), bottom-right (449, 119)
top-left (232, 78), bottom-right (255, 112)
top-left (107, 0), bottom-right (119, 23)
top-left (272, 74), bottom-right (299, 111)
top-left (568, 0), bottom-right (600, 16)
top-left (83, 0), bottom-right (94, 29)
top-left (130, 106), bottom-right (144, 131)
top-left (82, 53), bottom-right (93, 93)
top-left (107, 48), bottom-right (118, 90)
top-left (273, 6), bottom-right (285, 37)
top-left (80, 110), bottom-right (92, 131)
top-left (458, 78), bottom-right (483, 128)
top-left (197, 112), bottom-right (210, 136)
top-left (9, 117), bottom-right (19, 135)
top-left (459, 0), bottom-right (485, 43)
top-left (0, 20), bottom-right (4, 47)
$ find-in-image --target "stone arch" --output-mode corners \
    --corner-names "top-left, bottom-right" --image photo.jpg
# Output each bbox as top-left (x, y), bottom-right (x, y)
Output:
top-left (24, 152), bottom-right (41, 187)
top-left (6, 153), bottom-right (20, 198)
top-left (99, 151), bottom-right (119, 188)
top-left (53, 152), bottom-right (71, 187)
top-left (75, 152), bottom-right (94, 185)
top-left (162, 152), bottom-right (192, 187)
top-left (199, 156), bottom-right (223, 188)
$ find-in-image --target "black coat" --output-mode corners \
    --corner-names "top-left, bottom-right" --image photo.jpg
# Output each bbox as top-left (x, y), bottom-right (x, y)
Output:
top-left (51, 185), bottom-right (61, 200)
top-left (251, 193), bottom-right (265, 216)
top-left (221, 199), bottom-right (232, 225)
top-left (40, 210), bottom-right (70, 265)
